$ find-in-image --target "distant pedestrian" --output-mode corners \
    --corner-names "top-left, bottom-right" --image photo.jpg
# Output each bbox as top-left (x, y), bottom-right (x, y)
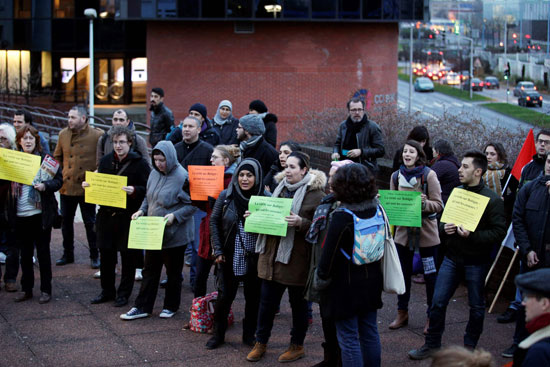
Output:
top-left (248, 100), bottom-right (277, 148)
top-left (149, 87), bottom-right (174, 147)
top-left (237, 114), bottom-right (278, 180)
top-left (212, 100), bottom-right (239, 145)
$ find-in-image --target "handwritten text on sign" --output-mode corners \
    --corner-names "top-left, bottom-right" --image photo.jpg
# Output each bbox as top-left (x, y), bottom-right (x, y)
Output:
top-left (188, 165), bottom-right (224, 201)
top-left (440, 188), bottom-right (490, 232)
top-left (244, 196), bottom-right (293, 236)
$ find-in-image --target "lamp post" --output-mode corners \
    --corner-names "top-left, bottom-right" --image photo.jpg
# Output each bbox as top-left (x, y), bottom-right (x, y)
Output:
top-left (264, 4), bottom-right (282, 19)
top-left (84, 8), bottom-right (97, 123)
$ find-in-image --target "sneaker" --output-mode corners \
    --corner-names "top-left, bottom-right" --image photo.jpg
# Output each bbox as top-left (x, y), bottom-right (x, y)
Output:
top-left (278, 344), bottom-right (305, 363)
top-left (93, 271), bottom-right (101, 279)
top-left (135, 268), bottom-right (143, 281)
top-left (408, 344), bottom-right (439, 360)
top-left (497, 307), bottom-right (518, 324)
top-left (501, 344), bottom-right (518, 358)
top-left (247, 342), bottom-right (267, 362)
top-left (0, 252), bottom-right (6, 264)
top-left (120, 307), bottom-right (149, 320)
top-left (159, 309), bottom-right (176, 318)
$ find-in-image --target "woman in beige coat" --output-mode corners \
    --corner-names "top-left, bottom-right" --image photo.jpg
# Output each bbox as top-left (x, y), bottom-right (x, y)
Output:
top-left (388, 140), bottom-right (443, 334)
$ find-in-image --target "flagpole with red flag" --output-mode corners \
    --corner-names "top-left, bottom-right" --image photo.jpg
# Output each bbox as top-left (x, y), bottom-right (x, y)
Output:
top-left (502, 128), bottom-right (537, 193)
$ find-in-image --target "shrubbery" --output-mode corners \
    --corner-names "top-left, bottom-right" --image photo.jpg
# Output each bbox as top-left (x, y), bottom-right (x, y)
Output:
top-left (299, 105), bottom-right (529, 164)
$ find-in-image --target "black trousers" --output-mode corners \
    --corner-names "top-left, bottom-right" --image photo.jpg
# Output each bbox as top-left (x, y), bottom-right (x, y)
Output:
top-left (194, 255), bottom-right (214, 298)
top-left (213, 262), bottom-right (261, 340)
top-left (134, 246), bottom-right (186, 313)
top-left (60, 194), bottom-right (98, 260)
top-left (3, 230), bottom-right (20, 283)
top-left (16, 215), bottom-right (52, 294)
top-left (99, 248), bottom-right (141, 300)
top-left (320, 303), bottom-right (342, 366)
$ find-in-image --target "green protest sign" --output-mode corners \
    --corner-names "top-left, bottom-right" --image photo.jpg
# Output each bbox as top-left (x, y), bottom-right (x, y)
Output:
top-left (244, 196), bottom-right (293, 236)
top-left (128, 216), bottom-right (167, 250)
top-left (379, 190), bottom-right (422, 228)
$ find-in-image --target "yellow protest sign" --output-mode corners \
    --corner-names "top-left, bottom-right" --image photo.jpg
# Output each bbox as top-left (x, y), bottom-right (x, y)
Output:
top-left (440, 188), bottom-right (490, 232)
top-left (128, 216), bottom-right (166, 250)
top-left (0, 148), bottom-right (41, 185)
top-left (84, 171), bottom-right (127, 209)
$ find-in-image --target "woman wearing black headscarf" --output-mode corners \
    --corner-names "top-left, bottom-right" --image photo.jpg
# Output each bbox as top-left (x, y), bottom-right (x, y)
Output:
top-left (205, 158), bottom-right (264, 350)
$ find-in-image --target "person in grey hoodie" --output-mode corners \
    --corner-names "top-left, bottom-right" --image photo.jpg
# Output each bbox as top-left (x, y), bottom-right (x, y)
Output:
top-left (120, 141), bottom-right (196, 320)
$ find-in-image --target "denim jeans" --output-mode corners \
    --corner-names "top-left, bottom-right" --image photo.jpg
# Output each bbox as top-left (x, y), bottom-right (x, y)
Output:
top-left (396, 244), bottom-right (438, 314)
top-left (60, 194), bottom-right (98, 260)
top-left (335, 311), bottom-right (381, 367)
top-left (188, 209), bottom-right (206, 287)
top-left (255, 280), bottom-right (309, 345)
top-left (426, 256), bottom-right (487, 348)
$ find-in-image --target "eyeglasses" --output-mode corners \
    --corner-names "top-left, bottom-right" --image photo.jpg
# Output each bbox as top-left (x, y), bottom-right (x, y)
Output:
top-left (113, 140), bottom-right (128, 146)
top-left (349, 109), bottom-right (364, 113)
top-left (537, 139), bottom-right (550, 146)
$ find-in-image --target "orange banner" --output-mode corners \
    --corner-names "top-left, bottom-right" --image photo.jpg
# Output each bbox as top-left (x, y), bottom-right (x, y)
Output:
top-left (188, 165), bottom-right (225, 201)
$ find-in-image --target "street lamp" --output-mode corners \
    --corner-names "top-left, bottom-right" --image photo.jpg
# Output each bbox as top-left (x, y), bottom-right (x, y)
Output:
top-left (84, 8), bottom-right (97, 123)
top-left (264, 4), bottom-right (282, 19)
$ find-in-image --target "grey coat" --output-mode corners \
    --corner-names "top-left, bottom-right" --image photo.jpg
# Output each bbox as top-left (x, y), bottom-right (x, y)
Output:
top-left (139, 141), bottom-right (196, 249)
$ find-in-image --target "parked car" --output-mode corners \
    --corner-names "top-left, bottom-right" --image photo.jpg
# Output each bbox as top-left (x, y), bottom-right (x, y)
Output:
top-left (484, 76), bottom-right (500, 89)
top-left (461, 78), bottom-right (484, 92)
top-left (460, 71), bottom-right (470, 81)
top-left (442, 72), bottom-right (460, 85)
top-left (518, 90), bottom-right (543, 107)
top-left (414, 77), bottom-right (435, 92)
top-left (513, 81), bottom-right (537, 97)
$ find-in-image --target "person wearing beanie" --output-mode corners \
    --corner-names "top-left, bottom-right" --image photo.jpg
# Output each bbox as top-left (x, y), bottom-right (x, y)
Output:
top-left (149, 87), bottom-right (174, 147)
top-left (213, 100), bottom-right (239, 145)
top-left (513, 268), bottom-right (550, 366)
top-left (237, 114), bottom-right (277, 180)
top-left (249, 100), bottom-right (277, 148)
top-left (168, 103), bottom-right (220, 147)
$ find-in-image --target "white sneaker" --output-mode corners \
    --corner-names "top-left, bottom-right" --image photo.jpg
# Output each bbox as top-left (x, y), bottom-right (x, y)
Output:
top-left (135, 268), bottom-right (143, 281)
top-left (0, 252), bottom-right (6, 264)
top-left (120, 307), bottom-right (149, 320)
top-left (93, 271), bottom-right (101, 279)
top-left (159, 309), bottom-right (176, 318)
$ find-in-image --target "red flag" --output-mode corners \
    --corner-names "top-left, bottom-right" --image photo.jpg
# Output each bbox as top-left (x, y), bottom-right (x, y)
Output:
top-left (510, 129), bottom-right (537, 180)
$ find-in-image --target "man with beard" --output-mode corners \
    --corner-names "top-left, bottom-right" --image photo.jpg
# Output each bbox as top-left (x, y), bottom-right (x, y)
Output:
top-left (148, 87), bottom-right (173, 148)
top-left (331, 97), bottom-right (385, 174)
top-left (53, 106), bottom-right (104, 267)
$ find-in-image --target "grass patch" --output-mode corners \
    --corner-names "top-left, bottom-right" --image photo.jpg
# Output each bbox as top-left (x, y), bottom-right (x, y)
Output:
top-left (482, 103), bottom-right (550, 127)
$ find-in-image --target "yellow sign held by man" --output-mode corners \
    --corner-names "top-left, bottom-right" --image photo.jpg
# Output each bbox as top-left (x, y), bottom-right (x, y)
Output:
top-left (440, 188), bottom-right (490, 232)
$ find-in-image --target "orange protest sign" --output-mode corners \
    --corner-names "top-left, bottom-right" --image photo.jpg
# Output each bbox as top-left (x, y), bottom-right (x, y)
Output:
top-left (188, 165), bottom-right (225, 201)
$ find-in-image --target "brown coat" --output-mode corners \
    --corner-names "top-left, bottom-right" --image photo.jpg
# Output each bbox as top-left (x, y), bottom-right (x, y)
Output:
top-left (391, 169), bottom-right (443, 248)
top-left (257, 169), bottom-right (326, 287)
top-left (53, 123), bottom-right (104, 196)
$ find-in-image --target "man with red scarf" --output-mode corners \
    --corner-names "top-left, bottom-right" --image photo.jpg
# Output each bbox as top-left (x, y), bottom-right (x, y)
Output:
top-left (513, 268), bottom-right (550, 366)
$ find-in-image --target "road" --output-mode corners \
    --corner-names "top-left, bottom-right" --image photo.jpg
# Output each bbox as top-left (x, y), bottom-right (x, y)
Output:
top-left (397, 80), bottom-right (533, 132)
top-left (481, 83), bottom-right (550, 114)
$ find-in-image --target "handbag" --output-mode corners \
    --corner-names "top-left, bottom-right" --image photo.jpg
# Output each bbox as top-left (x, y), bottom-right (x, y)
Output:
top-left (380, 207), bottom-right (406, 295)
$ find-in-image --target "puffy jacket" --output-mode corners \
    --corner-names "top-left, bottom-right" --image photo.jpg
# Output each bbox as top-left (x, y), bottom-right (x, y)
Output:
top-left (149, 102), bottom-right (174, 147)
top-left (96, 150), bottom-right (151, 251)
top-left (333, 116), bottom-right (385, 173)
top-left (53, 123), bottom-right (104, 196)
top-left (430, 154), bottom-right (461, 204)
top-left (513, 174), bottom-right (550, 264)
top-left (139, 141), bottom-right (196, 249)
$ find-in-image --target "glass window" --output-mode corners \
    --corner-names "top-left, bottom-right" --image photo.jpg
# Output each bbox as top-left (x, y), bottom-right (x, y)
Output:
top-left (0, 51), bottom-right (6, 94)
top-left (14, 0), bottom-right (32, 18)
top-left (141, 0), bottom-right (155, 18)
top-left (178, 0), bottom-right (199, 17)
top-left (399, 0), bottom-right (412, 20)
top-left (41, 52), bottom-right (52, 88)
top-left (339, 0), bottom-right (360, 19)
top-left (283, 0), bottom-right (309, 18)
top-left (54, 0), bottom-right (75, 18)
top-left (157, 0), bottom-right (177, 18)
top-left (363, 0), bottom-right (381, 19)
top-left (382, 0), bottom-right (399, 19)
top-left (131, 57), bottom-right (147, 103)
top-left (100, 0), bottom-right (116, 18)
top-left (202, 0), bottom-right (225, 18)
top-left (229, 0), bottom-right (253, 18)
top-left (312, 0), bottom-right (336, 19)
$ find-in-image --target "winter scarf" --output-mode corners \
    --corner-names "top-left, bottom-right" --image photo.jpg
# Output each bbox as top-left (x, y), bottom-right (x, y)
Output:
top-left (213, 100), bottom-right (233, 126)
top-left (483, 162), bottom-right (506, 197)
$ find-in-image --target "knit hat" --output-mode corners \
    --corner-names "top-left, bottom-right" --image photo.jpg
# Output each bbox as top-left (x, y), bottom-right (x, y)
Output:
top-left (249, 100), bottom-right (268, 114)
top-left (151, 87), bottom-right (164, 97)
top-left (189, 103), bottom-right (207, 120)
top-left (239, 114), bottom-right (265, 136)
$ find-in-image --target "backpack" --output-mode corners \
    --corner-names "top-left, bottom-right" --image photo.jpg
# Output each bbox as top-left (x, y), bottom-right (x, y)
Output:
top-left (187, 291), bottom-right (234, 333)
top-left (337, 206), bottom-right (385, 265)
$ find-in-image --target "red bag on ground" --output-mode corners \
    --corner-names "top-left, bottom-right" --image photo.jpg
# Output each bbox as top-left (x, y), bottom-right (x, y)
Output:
top-left (187, 291), bottom-right (234, 333)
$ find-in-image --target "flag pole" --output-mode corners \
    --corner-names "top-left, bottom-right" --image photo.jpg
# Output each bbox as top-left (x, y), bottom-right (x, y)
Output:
top-left (501, 174), bottom-right (513, 195)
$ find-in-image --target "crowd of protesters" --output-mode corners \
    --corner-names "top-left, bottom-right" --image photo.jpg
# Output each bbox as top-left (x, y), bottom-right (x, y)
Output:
top-left (1, 88), bottom-right (549, 367)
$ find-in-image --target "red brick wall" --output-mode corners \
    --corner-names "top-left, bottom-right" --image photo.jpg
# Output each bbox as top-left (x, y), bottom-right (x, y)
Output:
top-left (147, 21), bottom-right (398, 144)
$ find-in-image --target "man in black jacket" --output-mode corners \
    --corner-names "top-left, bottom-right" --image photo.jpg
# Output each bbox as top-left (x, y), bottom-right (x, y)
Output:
top-left (409, 150), bottom-right (506, 360)
top-left (149, 87), bottom-right (173, 147)
top-left (331, 97), bottom-right (385, 174)
top-left (237, 114), bottom-right (278, 180)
